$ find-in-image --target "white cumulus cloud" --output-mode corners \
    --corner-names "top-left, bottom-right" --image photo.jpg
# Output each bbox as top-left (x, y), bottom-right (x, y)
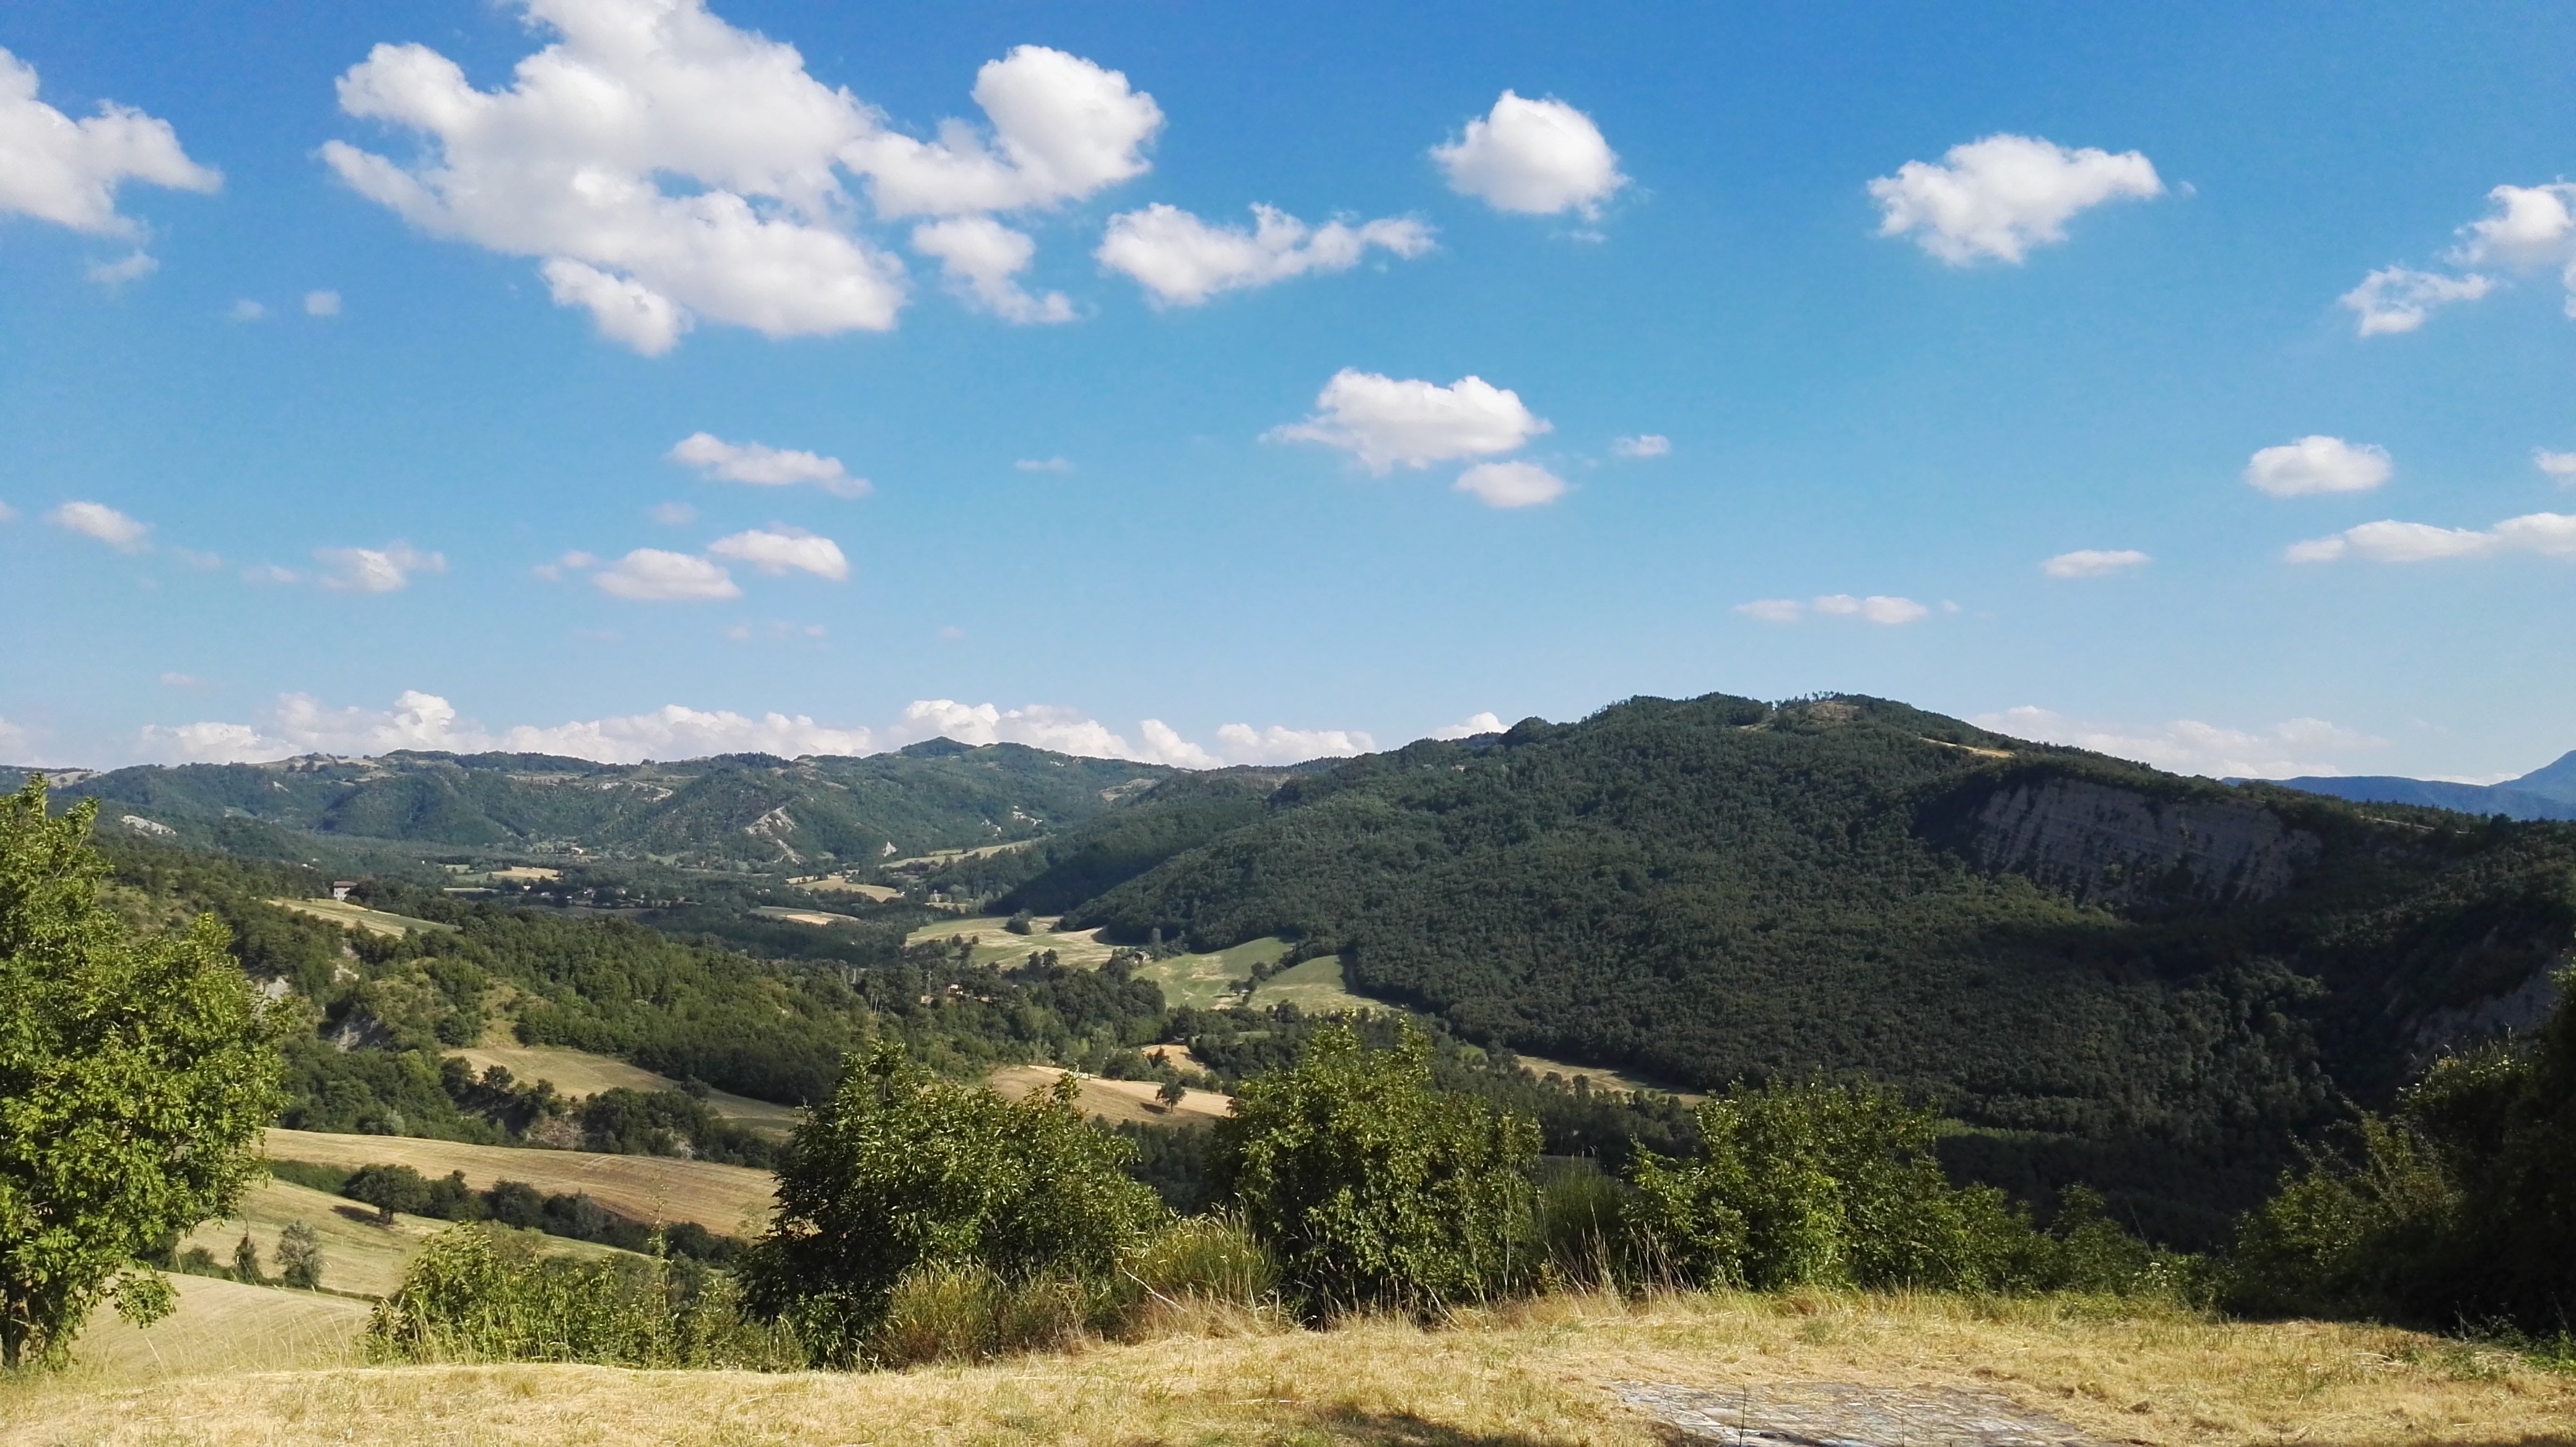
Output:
top-left (0, 46), bottom-right (219, 255)
top-left (2042, 548), bottom-right (2151, 579)
top-left (845, 45), bottom-right (1161, 218)
top-left (1213, 723), bottom-right (1374, 765)
top-left (593, 548), bottom-right (741, 601)
top-left (2339, 183), bottom-right (2576, 335)
top-left (1973, 705), bottom-right (2381, 780)
top-left (1453, 460), bottom-right (1565, 509)
top-left (126, 688), bottom-right (1383, 771)
top-left (1269, 369), bottom-right (1549, 473)
top-left (47, 501), bottom-right (150, 551)
top-left (1429, 711), bottom-right (1506, 740)
top-left (1869, 133), bottom-right (2161, 265)
top-left (1014, 457), bottom-right (1074, 473)
top-left (2285, 512), bottom-right (2576, 564)
top-left (708, 527), bottom-right (848, 580)
top-left (316, 542), bottom-right (445, 593)
top-left (2244, 435), bottom-right (2391, 497)
top-left (2339, 266), bottom-right (2493, 336)
top-left (668, 432), bottom-right (867, 496)
top-left (305, 289), bottom-right (342, 317)
top-left (909, 215), bottom-right (1072, 323)
top-left (1431, 91), bottom-right (1625, 218)
top-left (321, 6), bottom-right (1159, 350)
top-left (2533, 448), bottom-right (2576, 484)
top-left (1739, 594), bottom-right (1930, 624)
top-left (86, 251), bottom-right (156, 286)
top-left (1611, 434), bottom-right (1669, 458)
top-left (1096, 203), bottom-right (1432, 306)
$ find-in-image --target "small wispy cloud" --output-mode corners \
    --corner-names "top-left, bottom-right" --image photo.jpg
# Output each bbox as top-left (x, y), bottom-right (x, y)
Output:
top-left (1014, 457), bottom-right (1075, 474)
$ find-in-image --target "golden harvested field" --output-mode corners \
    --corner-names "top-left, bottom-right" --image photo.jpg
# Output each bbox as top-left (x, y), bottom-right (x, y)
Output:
top-left (905, 915), bottom-right (1118, 969)
top-left (57, 1274), bottom-right (368, 1388)
top-left (986, 1065), bottom-right (1232, 1126)
top-left (180, 1179), bottom-right (451, 1299)
top-left (448, 1044), bottom-right (803, 1134)
top-left (261, 1129), bottom-right (777, 1236)
top-left (10, 1292), bottom-right (2569, 1446)
top-left (180, 1179), bottom-right (638, 1300)
top-left (749, 905), bottom-right (868, 927)
top-left (265, 898), bottom-right (454, 938)
top-left (1500, 1051), bottom-right (1705, 1105)
top-left (484, 866), bottom-right (560, 882)
top-left (791, 875), bottom-right (902, 901)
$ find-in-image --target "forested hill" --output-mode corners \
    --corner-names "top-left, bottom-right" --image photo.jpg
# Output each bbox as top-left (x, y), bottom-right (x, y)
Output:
top-left (1016, 694), bottom-right (2576, 1239)
top-left (2, 741), bottom-right (1170, 870)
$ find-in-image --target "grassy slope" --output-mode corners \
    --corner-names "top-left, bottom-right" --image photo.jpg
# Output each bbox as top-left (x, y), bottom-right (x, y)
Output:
top-left (261, 1130), bottom-right (775, 1236)
top-left (984, 1065), bottom-right (1232, 1127)
top-left (9, 1293), bottom-right (2566, 1446)
top-left (903, 915), bottom-right (1118, 970)
top-left (180, 1179), bottom-right (638, 1299)
top-left (53, 1275), bottom-right (370, 1387)
top-left (265, 898), bottom-right (453, 937)
top-left (446, 1044), bottom-right (802, 1133)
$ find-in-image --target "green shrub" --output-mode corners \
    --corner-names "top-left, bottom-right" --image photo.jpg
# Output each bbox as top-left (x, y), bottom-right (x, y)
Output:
top-left (1531, 1162), bottom-right (1635, 1288)
top-left (1211, 1023), bottom-right (1540, 1316)
top-left (867, 1262), bottom-right (1095, 1367)
top-left (739, 1043), bottom-right (1166, 1365)
top-left (1121, 1213), bottom-right (1277, 1309)
top-left (365, 1225), bottom-right (794, 1368)
top-left (1630, 1080), bottom-right (2045, 1292)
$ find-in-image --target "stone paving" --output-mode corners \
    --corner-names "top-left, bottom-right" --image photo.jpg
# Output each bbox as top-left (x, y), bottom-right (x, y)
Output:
top-left (1611, 1380), bottom-right (2105, 1447)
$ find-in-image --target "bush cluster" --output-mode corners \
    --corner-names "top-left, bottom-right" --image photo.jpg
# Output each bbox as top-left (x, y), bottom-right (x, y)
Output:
top-left (2229, 966), bottom-right (2576, 1333)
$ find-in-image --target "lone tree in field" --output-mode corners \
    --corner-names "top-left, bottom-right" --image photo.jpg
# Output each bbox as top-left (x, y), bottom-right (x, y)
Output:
top-left (276, 1222), bottom-right (324, 1291)
top-left (0, 780), bottom-right (284, 1368)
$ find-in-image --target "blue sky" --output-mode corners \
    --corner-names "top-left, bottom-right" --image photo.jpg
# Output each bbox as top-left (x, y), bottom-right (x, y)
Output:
top-left (3, 1), bottom-right (2572, 779)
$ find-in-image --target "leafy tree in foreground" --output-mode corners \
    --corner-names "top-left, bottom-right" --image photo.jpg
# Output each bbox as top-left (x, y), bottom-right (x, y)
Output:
top-left (1627, 1080), bottom-right (2039, 1292)
top-left (739, 1043), bottom-right (1164, 1365)
top-left (2230, 965), bottom-right (2576, 1330)
top-left (1211, 1023), bottom-right (1539, 1316)
top-left (0, 781), bottom-right (284, 1368)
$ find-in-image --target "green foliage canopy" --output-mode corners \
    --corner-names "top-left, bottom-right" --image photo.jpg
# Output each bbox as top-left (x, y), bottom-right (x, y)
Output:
top-left (0, 782), bottom-right (284, 1368)
top-left (741, 1043), bottom-right (1165, 1365)
top-left (1210, 1023), bottom-right (1540, 1315)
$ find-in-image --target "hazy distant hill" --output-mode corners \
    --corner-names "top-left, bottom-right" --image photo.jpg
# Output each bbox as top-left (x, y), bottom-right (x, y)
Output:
top-left (2270, 750), bottom-right (2576, 821)
top-left (1006, 693), bottom-right (2576, 1241)
top-left (2, 743), bottom-right (1170, 869)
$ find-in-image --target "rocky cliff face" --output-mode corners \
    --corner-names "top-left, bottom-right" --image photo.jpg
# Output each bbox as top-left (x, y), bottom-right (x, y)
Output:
top-left (1967, 776), bottom-right (2321, 907)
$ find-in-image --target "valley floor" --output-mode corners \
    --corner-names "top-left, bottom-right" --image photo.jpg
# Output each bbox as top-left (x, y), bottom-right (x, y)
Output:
top-left (6, 1291), bottom-right (2566, 1446)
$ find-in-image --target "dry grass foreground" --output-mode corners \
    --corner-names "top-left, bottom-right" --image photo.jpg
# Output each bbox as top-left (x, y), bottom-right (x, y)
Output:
top-left (4, 1292), bottom-right (2569, 1446)
top-left (261, 1129), bottom-right (776, 1236)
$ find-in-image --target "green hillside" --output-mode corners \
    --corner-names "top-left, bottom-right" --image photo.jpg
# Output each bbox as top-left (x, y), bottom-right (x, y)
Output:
top-left (9, 741), bottom-right (1170, 872)
top-left (1046, 694), bottom-right (2576, 1241)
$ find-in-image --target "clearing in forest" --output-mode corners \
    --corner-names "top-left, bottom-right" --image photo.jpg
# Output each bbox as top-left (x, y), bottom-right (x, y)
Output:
top-left (446, 1043), bottom-right (803, 1133)
top-left (905, 915), bottom-right (1118, 969)
top-left (259, 1129), bottom-right (776, 1236)
top-left (985, 1065), bottom-right (1232, 1127)
top-left (265, 897), bottom-right (454, 937)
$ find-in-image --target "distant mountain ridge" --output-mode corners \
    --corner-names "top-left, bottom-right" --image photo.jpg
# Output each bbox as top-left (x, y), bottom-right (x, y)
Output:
top-left (2268, 749), bottom-right (2576, 821)
top-left (0, 744), bottom-right (1172, 869)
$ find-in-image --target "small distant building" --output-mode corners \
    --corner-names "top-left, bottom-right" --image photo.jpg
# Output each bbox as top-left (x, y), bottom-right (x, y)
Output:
top-left (329, 881), bottom-right (357, 903)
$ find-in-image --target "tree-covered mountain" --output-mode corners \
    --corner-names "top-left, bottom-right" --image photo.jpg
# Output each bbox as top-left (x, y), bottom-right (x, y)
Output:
top-left (1019, 694), bottom-right (2575, 1242)
top-left (4, 742), bottom-right (1171, 870)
